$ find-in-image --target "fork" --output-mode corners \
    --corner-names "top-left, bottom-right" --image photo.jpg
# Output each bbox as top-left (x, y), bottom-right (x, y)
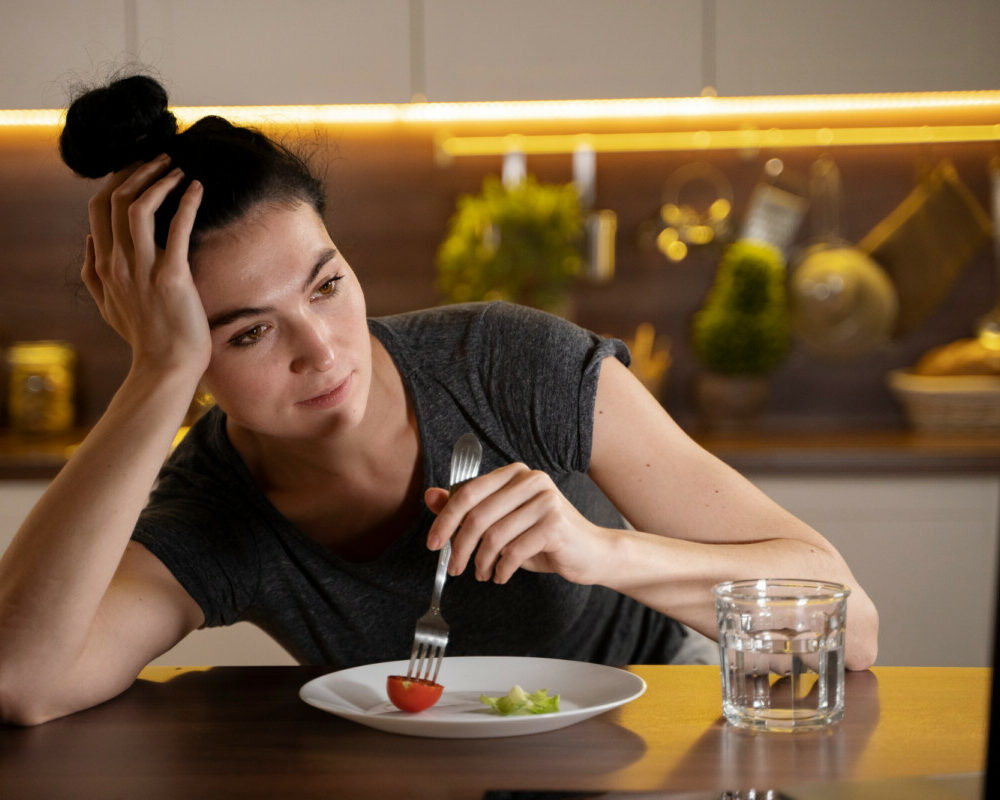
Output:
top-left (406, 432), bottom-right (483, 684)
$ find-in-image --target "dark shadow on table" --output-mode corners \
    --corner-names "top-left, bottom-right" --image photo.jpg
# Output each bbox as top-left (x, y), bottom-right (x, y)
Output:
top-left (1, 666), bottom-right (648, 800)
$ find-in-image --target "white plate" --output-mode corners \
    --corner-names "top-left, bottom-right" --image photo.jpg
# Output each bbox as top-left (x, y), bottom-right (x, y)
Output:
top-left (299, 656), bottom-right (646, 738)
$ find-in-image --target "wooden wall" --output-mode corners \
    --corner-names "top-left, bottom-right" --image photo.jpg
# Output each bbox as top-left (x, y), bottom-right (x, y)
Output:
top-left (0, 121), bottom-right (995, 432)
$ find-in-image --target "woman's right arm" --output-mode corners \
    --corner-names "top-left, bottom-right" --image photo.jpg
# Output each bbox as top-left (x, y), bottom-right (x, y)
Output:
top-left (0, 159), bottom-right (209, 725)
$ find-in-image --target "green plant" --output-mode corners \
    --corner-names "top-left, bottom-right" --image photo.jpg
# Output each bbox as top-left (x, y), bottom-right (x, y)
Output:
top-left (436, 176), bottom-right (582, 312)
top-left (691, 240), bottom-right (791, 375)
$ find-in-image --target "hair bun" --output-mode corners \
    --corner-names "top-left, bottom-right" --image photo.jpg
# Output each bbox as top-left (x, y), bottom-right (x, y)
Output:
top-left (60, 75), bottom-right (178, 178)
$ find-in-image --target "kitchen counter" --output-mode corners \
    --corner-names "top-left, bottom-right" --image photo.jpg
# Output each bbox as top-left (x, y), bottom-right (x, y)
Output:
top-left (2, 428), bottom-right (1000, 480)
top-left (694, 429), bottom-right (1000, 474)
top-left (0, 429), bottom-right (82, 480)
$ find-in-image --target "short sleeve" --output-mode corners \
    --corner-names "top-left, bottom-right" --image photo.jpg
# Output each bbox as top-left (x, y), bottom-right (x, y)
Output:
top-left (478, 302), bottom-right (630, 474)
top-left (131, 412), bottom-right (261, 627)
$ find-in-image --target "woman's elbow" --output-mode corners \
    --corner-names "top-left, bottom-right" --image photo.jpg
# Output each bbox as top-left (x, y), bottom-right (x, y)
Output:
top-left (0, 664), bottom-right (84, 726)
top-left (845, 600), bottom-right (879, 671)
top-left (0, 681), bottom-right (56, 726)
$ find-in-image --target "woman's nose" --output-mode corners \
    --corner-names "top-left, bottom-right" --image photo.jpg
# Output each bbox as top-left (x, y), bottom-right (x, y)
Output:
top-left (290, 322), bottom-right (335, 374)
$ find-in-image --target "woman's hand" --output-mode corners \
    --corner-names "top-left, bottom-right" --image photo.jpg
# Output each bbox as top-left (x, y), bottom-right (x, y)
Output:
top-left (83, 154), bottom-right (209, 378)
top-left (424, 463), bottom-right (615, 585)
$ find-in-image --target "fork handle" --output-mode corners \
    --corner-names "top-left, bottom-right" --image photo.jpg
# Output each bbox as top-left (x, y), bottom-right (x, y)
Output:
top-left (429, 541), bottom-right (451, 611)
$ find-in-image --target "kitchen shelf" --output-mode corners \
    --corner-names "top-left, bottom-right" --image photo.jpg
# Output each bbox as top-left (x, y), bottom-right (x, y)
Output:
top-left (694, 430), bottom-right (1000, 474)
top-left (0, 430), bottom-right (83, 480)
top-left (2, 428), bottom-right (999, 481)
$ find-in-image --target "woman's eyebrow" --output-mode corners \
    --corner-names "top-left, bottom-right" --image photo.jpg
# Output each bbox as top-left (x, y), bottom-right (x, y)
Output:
top-left (208, 304), bottom-right (272, 330)
top-left (208, 248), bottom-right (340, 330)
top-left (301, 248), bottom-right (338, 292)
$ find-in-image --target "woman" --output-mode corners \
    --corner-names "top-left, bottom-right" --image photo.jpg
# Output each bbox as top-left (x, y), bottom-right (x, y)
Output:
top-left (0, 76), bottom-right (877, 725)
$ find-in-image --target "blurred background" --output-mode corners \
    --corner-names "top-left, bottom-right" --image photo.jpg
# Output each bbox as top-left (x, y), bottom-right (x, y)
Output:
top-left (1, 0), bottom-right (999, 667)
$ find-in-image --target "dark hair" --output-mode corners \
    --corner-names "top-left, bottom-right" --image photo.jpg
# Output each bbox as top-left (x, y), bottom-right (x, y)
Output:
top-left (59, 74), bottom-right (326, 250)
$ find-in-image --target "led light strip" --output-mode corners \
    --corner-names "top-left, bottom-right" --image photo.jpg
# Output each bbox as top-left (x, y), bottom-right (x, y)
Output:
top-left (2, 91), bottom-right (998, 152)
top-left (437, 125), bottom-right (1000, 156)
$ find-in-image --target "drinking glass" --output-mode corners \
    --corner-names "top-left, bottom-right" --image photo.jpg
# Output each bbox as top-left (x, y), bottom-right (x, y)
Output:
top-left (714, 578), bottom-right (850, 732)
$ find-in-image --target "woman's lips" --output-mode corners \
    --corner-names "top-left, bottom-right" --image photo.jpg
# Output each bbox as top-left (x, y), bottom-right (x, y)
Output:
top-left (297, 374), bottom-right (353, 409)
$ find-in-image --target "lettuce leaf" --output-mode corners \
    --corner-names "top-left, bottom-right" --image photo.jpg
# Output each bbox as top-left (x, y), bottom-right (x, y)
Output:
top-left (480, 685), bottom-right (560, 715)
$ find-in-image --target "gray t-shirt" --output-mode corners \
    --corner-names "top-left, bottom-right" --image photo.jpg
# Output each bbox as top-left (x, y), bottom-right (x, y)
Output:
top-left (133, 302), bottom-right (684, 667)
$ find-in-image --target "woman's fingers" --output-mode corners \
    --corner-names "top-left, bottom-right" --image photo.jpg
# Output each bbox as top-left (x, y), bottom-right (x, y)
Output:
top-left (434, 464), bottom-right (562, 578)
top-left (423, 487), bottom-right (449, 516)
top-left (88, 156), bottom-right (164, 274)
top-left (447, 473), bottom-right (532, 573)
top-left (80, 235), bottom-right (103, 307)
top-left (79, 155), bottom-right (210, 366)
top-left (99, 155), bottom-right (170, 265)
top-left (488, 519), bottom-right (553, 585)
top-left (425, 462), bottom-right (605, 586)
top-left (87, 182), bottom-right (116, 272)
top-left (161, 180), bottom-right (203, 269)
top-left (427, 463), bottom-right (526, 548)
top-left (87, 164), bottom-right (138, 257)
top-left (467, 493), bottom-right (556, 582)
top-left (121, 163), bottom-right (185, 271)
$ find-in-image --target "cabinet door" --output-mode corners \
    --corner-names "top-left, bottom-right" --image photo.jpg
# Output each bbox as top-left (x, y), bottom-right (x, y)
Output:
top-left (715, 0), bottom-right (1000, 95)
top-left (750, 473), bottom-right (1000, 667)
top-left (0, 0), bottom-right (126, 109)
top-left (0, 481), bottom-right (48, 552)
top-left (423, 0), bottom-right (704, 101)
top-left (133, 0), bottom-right (412, 105)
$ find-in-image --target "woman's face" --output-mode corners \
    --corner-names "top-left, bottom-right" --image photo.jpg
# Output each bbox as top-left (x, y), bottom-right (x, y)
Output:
top-left (192, 200), bottom-right (372, 441)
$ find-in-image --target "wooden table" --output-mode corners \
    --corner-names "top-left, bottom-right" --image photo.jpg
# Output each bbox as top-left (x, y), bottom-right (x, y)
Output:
top-left (0, 665), bottom-right (989, 799)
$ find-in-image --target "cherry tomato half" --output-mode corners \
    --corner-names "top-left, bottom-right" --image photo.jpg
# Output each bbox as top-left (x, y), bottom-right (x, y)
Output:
top-left (386, 675), bottom-right (444, 712)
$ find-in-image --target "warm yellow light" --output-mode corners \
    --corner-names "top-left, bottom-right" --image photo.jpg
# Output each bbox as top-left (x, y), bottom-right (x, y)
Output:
top-left (191, 90), bottom-right (1000, 126)
top-left (666, 240), bottom-right (689, 261)
top-left (437, 124), bottom-right (1000, 156)
top-left (1, 91), bottom-right (997, 152)
top-left (138, 666), bottom-right (212, 683)
top-left (0, 108), bottom-right (64, 126)
top-left (1, 89), bottom-right (998, 127)
top-left (979, 326), bottom-right (1000, 351)
top-left (708, 198), bottom-right (731, 221)
top-left (657, 227), bottom-right (679, 249)
top-left (175, 104), bottom-right (401, 126)
top-left (685, 224), bottom-right (715, 246)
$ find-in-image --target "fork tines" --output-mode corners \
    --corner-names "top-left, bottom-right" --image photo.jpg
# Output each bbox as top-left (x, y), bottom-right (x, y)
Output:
top-left (405, 433), bottom-right (482, 684)
top-left (407, 622), bottom-right (448, 683)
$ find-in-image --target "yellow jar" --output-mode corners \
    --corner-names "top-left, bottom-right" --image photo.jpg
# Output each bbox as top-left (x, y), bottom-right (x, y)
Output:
top-left (7, 341), bottom-right (76, 434)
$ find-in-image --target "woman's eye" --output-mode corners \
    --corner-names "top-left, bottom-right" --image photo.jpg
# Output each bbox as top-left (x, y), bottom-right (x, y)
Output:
top-left (313, 275), bottom-right (343, 299)
top-left (229, 324), bottom-right (270, 347)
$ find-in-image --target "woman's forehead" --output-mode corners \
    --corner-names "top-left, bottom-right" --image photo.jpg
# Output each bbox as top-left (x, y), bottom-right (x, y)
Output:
top-left (193, 202), bottom-right (333, 272)
top-left (192, 202), bottom-right (337, 301)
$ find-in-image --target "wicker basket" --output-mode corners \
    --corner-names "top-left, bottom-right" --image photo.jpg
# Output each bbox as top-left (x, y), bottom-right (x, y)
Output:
top-left (887, 369), bottom-right (1000, 432)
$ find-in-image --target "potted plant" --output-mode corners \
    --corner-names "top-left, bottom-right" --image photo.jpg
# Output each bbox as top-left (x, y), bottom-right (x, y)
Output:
top-left (691, 239), bottom-right (791, 428)
top-left (436, 175), bottom-right (583, 314)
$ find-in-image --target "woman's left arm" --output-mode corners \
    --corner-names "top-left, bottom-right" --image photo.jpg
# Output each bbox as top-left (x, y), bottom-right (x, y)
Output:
top-left (427, 357), bottom-right (878, 670)
top-left (586, 358), bottom-right (879, 670)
